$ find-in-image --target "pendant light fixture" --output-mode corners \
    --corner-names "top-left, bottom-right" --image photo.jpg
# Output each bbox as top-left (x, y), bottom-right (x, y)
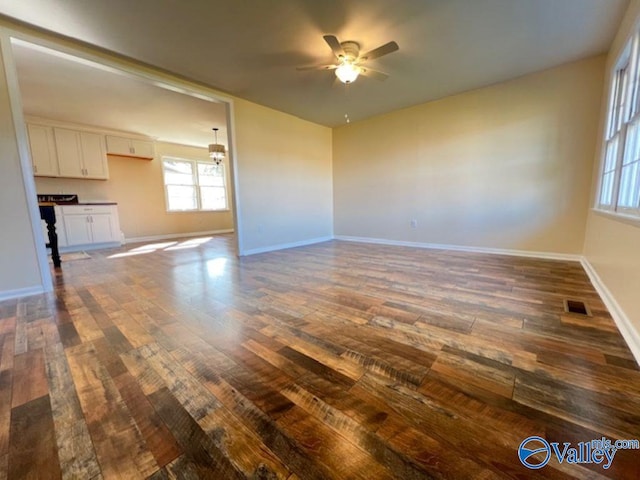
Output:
top-left (208, 127), bottom-right (225, 165)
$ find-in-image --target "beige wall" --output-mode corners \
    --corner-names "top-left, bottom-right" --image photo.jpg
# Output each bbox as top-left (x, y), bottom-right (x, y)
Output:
top-left (34, 141), bottom-right (234, 240)
top-left (234, 98), bottom-right (333, 253)
top-left (0, 36), bottom-right (45, 295)
top-left (584, 0), bottom-right (640, 338)
top-left (333, 56), bottom-right (605, 254)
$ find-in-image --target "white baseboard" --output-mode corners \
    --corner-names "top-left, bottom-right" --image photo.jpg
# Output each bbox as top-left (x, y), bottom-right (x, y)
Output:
top-left (581, 258), bottom-right (640, 366)
top-left (241, 236), bottom-right (333, 256)
top-left (333, 235), bottom-right (583, 262)
top-left (58, 242), bottom-right (121, 253)
top-left (124, 229), bottom-right (234, 244)
top-left (0, 285), bottom-right (45, 302)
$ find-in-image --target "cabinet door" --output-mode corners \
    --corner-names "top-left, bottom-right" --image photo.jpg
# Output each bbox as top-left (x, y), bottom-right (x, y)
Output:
top-left (63, 215), bottom-right (92, 246)
top-left (90, 214), bottom-right (117, 243)
top-left (80, 132), bottom-right (109, 179)
top-left (27, 124), bottom-right (59, 177)
top-left (105, 135), bottom-right (131, 156)
top-left (54, 128), bottom-right (84, 178)
top-left (131, 139), bottom-right (155, 159)
top-left (54, 206), bottom-right (67, 247)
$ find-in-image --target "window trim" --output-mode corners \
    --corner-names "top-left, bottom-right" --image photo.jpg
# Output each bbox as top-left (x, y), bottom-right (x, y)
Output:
top-left (161, 156), bottom-right (229, 213)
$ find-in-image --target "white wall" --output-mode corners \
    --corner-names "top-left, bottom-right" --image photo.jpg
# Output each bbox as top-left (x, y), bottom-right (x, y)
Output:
top-left (333, 56), bottom-right (605, 255)
top-left (234, 98), bottom-right (333, 254)
top-left (583, 0), bottom-right (640, 352)
top-left (0, 34), bottom-right (47, 298)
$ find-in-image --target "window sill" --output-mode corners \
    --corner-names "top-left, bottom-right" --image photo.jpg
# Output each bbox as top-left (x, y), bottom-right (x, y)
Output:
top-left (591, 208), bottom-right (640, 228)
top-left (166, 209), bottom-right (231, 214)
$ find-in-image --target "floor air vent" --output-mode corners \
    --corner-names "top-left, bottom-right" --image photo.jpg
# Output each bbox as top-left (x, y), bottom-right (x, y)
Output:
top-left (563, 299), bottom-right (591, 316)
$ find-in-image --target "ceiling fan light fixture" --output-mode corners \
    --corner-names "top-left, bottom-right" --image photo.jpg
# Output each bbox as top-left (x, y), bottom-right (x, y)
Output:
top-left (335, 62), bottom-right (360, 84)
top-left (208, 127), bottom-right (225, 165)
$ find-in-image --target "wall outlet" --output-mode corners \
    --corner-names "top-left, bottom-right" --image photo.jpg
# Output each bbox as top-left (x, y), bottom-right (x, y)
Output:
top-left (410, 219), bottom-right (418, 228)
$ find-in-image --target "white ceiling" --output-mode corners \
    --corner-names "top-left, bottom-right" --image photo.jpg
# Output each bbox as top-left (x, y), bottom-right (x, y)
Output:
top-left (12, 42), bottom-right (228, 148)
top-left (0, 0), bottom-right (630, 127)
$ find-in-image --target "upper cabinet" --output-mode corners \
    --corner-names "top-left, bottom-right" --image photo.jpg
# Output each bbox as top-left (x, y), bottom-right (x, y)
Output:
top-left (27, 124), bottom-right (59, 177)
top-left (106, 135), bottom-right (155, 159)
top-left (54, 128), bottom-right (109, 180)
top-left (26, 119), bottom-right (155, 179)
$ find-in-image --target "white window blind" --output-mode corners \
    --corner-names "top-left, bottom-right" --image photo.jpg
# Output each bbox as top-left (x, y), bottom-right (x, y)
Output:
top-left (598, 34), bottom-right (640, 217)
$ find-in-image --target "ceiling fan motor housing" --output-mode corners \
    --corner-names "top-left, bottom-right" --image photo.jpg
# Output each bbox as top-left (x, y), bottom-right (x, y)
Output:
top-left (340, 41), bottom-right (360, 62)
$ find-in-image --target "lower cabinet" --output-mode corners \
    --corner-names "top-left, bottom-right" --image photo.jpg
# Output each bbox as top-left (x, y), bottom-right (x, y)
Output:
top-left (58, 205), bottom-right (122, 249)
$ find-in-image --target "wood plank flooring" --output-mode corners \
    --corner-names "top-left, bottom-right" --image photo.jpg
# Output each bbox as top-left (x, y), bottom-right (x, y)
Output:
top-left (1, 234), bottom-right (639, 479)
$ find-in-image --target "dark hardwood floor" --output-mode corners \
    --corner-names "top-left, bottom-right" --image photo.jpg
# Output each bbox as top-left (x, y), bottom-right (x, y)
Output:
top-left (1, 234), bottom-right (639, 479)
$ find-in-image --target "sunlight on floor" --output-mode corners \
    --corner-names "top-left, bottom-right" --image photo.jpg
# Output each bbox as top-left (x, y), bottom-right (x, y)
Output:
top-left (107, 237), bottom-right (213, 259)
top-left (165, 237), bottom-right (212, 251)
top-left (206, 257), bottom-right (228, 277)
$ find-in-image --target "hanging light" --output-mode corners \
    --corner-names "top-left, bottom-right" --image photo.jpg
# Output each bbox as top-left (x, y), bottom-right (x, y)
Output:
top-left (208, 127), bottom-right (225, 165)
top-left (335, 61), bottom-right (360, 84)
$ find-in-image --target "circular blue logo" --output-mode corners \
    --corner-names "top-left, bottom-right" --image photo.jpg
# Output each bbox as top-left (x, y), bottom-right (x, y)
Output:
top-left (518, 436), bottom-right (551, 469)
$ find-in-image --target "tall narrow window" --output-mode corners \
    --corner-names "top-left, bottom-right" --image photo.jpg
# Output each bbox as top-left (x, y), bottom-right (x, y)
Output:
top-left (600, 66), bottom-right (628, 208)
top-left (598, 34), bottom-right (640, 217)
top-left (162, 157), bottom-right (228, 212)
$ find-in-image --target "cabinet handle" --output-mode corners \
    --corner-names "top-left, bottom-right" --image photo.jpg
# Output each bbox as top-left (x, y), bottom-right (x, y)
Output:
top-left (129, 146), bottom-right (135, 154)
top-left (33, 165), bottom-right (38, 173)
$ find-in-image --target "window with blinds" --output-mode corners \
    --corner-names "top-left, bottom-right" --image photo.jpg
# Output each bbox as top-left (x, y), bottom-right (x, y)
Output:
top-left (598, 35), bottom-right (640, 217)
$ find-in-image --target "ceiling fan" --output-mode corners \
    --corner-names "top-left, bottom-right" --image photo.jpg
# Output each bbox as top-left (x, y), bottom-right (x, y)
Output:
top-left (297, 35), bottom-right (399, 84)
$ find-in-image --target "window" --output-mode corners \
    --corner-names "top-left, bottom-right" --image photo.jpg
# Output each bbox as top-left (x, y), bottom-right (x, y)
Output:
top-left (162, 157), bottom-right (228, 212)
top-left (598, 34), bottom-right (640, 217)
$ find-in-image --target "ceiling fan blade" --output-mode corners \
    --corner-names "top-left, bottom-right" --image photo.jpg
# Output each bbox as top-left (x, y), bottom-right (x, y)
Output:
top-left (359, 67), bottom-right (389, 81)
top-left (323, 35), bottom-right (345, 59)
top-left (360, 41), bottom-right (399, 61)
top-left (296, 64), bottom-right (337, 71)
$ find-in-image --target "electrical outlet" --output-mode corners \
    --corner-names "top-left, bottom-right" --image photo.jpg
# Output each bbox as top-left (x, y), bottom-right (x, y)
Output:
top-left (410, 219), bottom-right (418, 228)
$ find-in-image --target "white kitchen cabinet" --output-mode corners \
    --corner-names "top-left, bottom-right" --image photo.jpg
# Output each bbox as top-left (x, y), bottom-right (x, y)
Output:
top-left (54, 128), bottom-right (109, 179)
top-left (106, 135), bottom-right (155, 159)
top-left (54, 206), bottom-right (67, 247)
top-left (89, 214), bottom-right (118, 243)
top-left (27, 124), bottom-right (59, 177)
top-left (59, 204), bottom-right (121, 249)
top-left (63, 214), bottom-right (92, 246)
top-left (81, 132), bottom-right (109, 178)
